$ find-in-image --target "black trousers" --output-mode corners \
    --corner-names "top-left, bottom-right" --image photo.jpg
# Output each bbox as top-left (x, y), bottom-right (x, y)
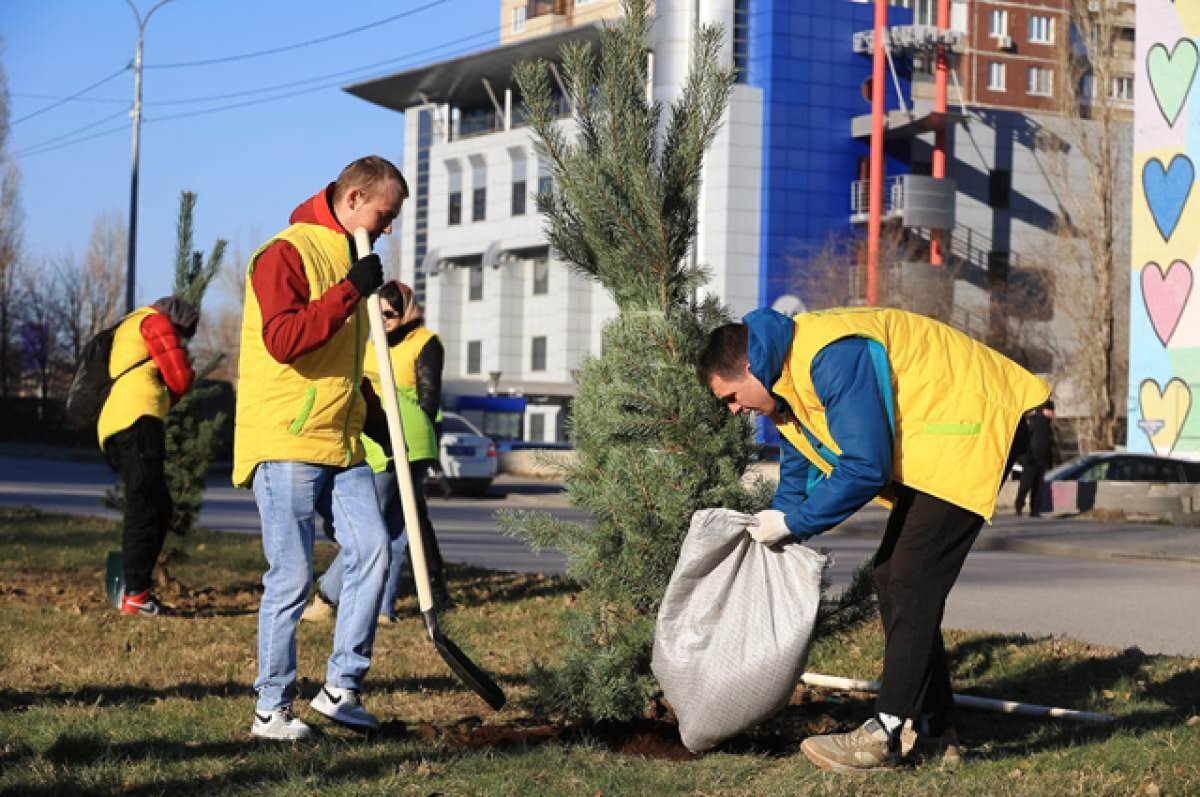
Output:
top-left (382, 461), bottom-right (445, 580)
top-left (873, 425), bottom-right (1029, 728)
top-left (105, 417), bottom-right (173, 594)
top-left (1015, 462), bottom-right (1047, 515)
top-left (872, 487), bottom-right (984, 727)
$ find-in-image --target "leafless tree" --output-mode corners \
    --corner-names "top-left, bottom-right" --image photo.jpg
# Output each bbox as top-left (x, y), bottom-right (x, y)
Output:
top-left (0, 47), bottom-right (23, 399)
top-left (1031, 0), bottom-right (1132, 452)
top-left (192, 229), bottom-right (251, 383)
top-left (55, 212), bottom-right (127, 366)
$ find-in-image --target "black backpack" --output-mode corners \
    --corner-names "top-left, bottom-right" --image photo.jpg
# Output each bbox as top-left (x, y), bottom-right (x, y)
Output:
top-left (65, 323), bottom-right (151, 430)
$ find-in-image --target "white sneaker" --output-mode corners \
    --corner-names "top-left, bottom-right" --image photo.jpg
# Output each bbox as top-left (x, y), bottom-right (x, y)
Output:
top-left (310, 684), bottom-right (379, 731)
top-left (251, 707), bottom-right (314, 741)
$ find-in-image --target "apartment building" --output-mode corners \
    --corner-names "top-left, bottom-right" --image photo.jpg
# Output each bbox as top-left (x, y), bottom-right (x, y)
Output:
top-left (344, 0), bottom-right (1132, 441)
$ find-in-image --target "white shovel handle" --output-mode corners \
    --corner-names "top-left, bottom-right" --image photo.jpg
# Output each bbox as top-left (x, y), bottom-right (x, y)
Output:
top-left (354, 227), bottom-right (435, 615)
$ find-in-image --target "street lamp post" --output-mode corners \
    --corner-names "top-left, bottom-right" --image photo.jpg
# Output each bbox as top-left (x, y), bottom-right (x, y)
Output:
top-left (124, 0), bottom-right (173, 314)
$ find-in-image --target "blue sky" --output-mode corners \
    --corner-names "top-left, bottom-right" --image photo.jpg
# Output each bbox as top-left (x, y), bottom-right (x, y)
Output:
top-left (2, 0), bottom-right (496, 308)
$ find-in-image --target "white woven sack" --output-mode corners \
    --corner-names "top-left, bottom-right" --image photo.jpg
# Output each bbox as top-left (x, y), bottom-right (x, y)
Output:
top-left (652, 508), bottom-right (827, 752)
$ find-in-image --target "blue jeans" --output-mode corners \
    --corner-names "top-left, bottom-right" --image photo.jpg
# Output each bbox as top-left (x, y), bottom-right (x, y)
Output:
top-left (319, 469), bottom-right (410, 620)
top-left (252, 461), bottom-right (389, 712)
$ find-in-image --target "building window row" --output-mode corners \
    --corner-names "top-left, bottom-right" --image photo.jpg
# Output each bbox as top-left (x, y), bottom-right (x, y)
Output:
top-left (462, 337), bottom-right (550, 375)
top-left (446, 157), bottom-right (552, 226)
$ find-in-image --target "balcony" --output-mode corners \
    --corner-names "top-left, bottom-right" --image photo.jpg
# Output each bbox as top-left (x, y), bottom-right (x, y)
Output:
top-left (853, 25), bottom-right (964, 56)
top-left (850, 174), bottom-right (956, 229)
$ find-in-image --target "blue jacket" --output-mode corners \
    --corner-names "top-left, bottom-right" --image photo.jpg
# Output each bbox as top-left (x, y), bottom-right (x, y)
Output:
top-left (746, 309), bottom-right (895, 539)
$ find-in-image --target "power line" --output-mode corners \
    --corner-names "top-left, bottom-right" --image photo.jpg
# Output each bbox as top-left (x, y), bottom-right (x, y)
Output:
top-left (10, 109), bottom-right (130, 156)
top-left (146, 29), bottom-right (500, 122)
top-left (9, 66), bottom-right (129, 126)
top-left (10, 92), bottom-right (127, 104)
top-left (11, 123), bottom-right (129, 159)
top-left (144, 0), bottom-right (450, 69)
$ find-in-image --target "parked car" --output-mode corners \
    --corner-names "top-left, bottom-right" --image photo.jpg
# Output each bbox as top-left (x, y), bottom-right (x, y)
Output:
top-left (438, 412), bottom-right (498, 495)
top-left (1045, 452), bottom-right (1200, 483)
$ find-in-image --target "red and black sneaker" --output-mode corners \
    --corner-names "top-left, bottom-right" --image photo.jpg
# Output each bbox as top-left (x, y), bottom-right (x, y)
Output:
top-left (119, 589), bottom-right (164, 616)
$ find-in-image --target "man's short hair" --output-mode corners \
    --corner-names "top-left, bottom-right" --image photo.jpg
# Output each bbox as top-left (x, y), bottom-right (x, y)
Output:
top-left (696, 323), bottom-right (749, 384)
top-left (333, 156), bottom-right (408, 204)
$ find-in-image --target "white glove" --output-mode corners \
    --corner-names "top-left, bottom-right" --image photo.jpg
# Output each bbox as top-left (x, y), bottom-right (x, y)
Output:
top-left (748, 509), bottom-right (793, 546)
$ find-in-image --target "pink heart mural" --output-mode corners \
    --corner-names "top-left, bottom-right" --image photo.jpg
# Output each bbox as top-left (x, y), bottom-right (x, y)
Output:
top-left (1142, 260), bottom-right (1193, 346)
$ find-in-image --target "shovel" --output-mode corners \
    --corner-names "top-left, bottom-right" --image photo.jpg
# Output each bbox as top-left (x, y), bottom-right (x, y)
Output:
top-left (355, 227), bottom-right (506, 711)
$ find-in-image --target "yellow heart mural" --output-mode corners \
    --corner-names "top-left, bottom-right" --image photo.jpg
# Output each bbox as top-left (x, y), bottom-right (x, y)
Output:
top-left (1138, 378), bottom-right (1193, 456)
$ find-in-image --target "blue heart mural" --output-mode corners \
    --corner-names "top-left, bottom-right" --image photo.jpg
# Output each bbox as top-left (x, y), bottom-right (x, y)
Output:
top-left (1144, 155), bottom-right (1195, 242)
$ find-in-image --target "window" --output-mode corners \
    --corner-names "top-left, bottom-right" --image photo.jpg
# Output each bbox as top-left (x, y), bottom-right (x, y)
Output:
top-left (471, 159), bottom-right (487, 222)
top-left (532, 258), bottom-right (549, 295)
top-left (732, 0), bottom-right (750, 83)
top-left (1080, 72), bottom-right (1096, 99)
top-left (469, 263), bottom-right (483, 301)
top-left (1028, 15), bottom-right (1054, 44)
top-left (511, 152), bottom-right (527, 216)
top-left (466, 341), bottom-right (482, 374)
top-left (511, 181), bottom-right (527, 215)
top-left (447, 164), bottom-right (462, 225)
top-left (988, 169), bottom-right (1011, 209)
top-left (473, 186), bottom-right (487, 221)
top-left (987, 61), bottom-right (1006, 91)
top-left (531, 336), bottom-right (547, 371)
top-left (989, 9), bottom-right (1007, 37)
top-left (537, 160), bottom-right (552, 197)
top-left (1112, 75), bottom-right (1134, 101)
top-left (913, 0), bottom-right (934, 26)
top-left (1027, 66), bottom-right (1053, 96)
top-left (512, 5), bottom-right (525, 33)
top-left (529, 413), bottom-right (546, 442)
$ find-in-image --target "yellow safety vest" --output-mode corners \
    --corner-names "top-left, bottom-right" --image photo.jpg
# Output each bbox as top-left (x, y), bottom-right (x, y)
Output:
top-left (362, 326), bottom-right (442, 471)
top-left (232, 223), bottom-right (367, 487)
top-left (772, 308), bottom-right (1051, 520)
top-left (97, 306), bottom-right (167, 447)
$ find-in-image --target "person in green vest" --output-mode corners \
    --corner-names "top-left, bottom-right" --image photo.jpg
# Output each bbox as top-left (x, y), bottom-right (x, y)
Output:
top-left (698, 306), bottom-right (1049, 772)
top-left (305, 280), bottom-right (448, 623)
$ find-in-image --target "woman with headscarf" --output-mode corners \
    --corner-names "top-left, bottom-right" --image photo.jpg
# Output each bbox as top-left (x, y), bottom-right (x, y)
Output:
top-left (305, 280), bottom-right (449, 623)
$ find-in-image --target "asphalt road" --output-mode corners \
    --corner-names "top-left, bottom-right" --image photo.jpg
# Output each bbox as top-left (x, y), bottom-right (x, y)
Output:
top-left (2, 454), bottom-right (1198, 657)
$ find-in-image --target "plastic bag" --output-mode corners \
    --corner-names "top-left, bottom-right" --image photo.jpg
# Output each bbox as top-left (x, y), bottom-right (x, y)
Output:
top-left (652, 508), bottom-right (827, 752)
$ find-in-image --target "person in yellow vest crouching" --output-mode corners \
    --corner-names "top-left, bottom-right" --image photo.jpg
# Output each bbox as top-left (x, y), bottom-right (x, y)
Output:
top-left (305, 280), bottom-right (448, 624)
top-left (233, 156), bottom-right (405, 741)
top-left (99, 297), bottom-right (198, 617)
top-left (698, 307), bottom-right (1050, 773)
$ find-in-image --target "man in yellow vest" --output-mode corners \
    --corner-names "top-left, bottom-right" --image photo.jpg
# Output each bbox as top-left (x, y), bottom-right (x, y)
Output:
top-left (233, 156), bottom-right (404, 741)
top-left (99, 296), bottom-right (198, 616)
top-left (698, 307), bottom-right (1050, 772)
top-left (304, 279), bottom-right (447, 624)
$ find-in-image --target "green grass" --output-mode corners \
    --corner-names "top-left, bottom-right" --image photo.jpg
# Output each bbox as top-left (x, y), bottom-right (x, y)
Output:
top-left (0, 504), bottom-right (1197, 796)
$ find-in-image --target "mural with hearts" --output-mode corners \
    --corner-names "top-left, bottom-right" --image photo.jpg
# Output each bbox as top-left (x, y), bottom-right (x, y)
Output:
top-left (1130, 2), bottom-right (1200, 457)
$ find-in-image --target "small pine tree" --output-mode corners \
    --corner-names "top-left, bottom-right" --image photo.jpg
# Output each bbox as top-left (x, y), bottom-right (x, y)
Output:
top-left (164, 192), bottom-right (227, 535)
top-left (501, 0), bottom-right (764, 720)
top-left (105, 192), bottom-right (228, 537)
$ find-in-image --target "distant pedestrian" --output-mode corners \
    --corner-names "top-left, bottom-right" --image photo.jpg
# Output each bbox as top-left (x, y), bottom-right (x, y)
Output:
top-left (233, 155), bottom-right (406, 741)
top-left (1015, 400), bottom-right (1057, 518)
top-left (98, 296), bottom-right (198, 616)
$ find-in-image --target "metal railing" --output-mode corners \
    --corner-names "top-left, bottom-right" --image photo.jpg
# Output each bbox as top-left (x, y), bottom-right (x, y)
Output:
top-left (850, 176), bottom-right (906, 219)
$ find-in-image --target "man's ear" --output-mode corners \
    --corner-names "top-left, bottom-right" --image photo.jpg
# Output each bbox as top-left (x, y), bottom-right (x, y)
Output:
top-left (345, 186), bottom-right (363, 211)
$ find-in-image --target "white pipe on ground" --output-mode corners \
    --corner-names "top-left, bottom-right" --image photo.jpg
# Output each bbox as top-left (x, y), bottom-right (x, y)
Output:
top-left (800, 672), bottom-right (1117, 723)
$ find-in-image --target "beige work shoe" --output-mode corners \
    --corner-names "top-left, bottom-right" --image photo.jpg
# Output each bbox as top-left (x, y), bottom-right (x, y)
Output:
top-left (800, 718), bottom-right (900, 773)
top-left (300, 593), bottom-right (335, 623)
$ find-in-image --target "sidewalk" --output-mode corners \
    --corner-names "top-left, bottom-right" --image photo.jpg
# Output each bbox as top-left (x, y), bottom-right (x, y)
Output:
top-left (830, 505), bottom-right (1200, 568)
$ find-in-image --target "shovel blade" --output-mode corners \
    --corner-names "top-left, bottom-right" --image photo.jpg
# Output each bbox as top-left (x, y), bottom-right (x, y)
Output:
top-left (423, 610), bottom-right (506, 710)
top-left (105, 551), bottom-right (124, 609)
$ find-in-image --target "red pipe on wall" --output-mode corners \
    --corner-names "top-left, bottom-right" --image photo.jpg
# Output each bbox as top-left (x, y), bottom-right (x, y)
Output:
top-left (867, 0), bottom-right (888, 306)
top-left (931, 0), bottom-right (951, 266)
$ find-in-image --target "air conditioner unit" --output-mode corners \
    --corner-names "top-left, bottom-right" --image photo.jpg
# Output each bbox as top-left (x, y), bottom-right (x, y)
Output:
top-left (997, 34), bottom-right (1013, 49)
